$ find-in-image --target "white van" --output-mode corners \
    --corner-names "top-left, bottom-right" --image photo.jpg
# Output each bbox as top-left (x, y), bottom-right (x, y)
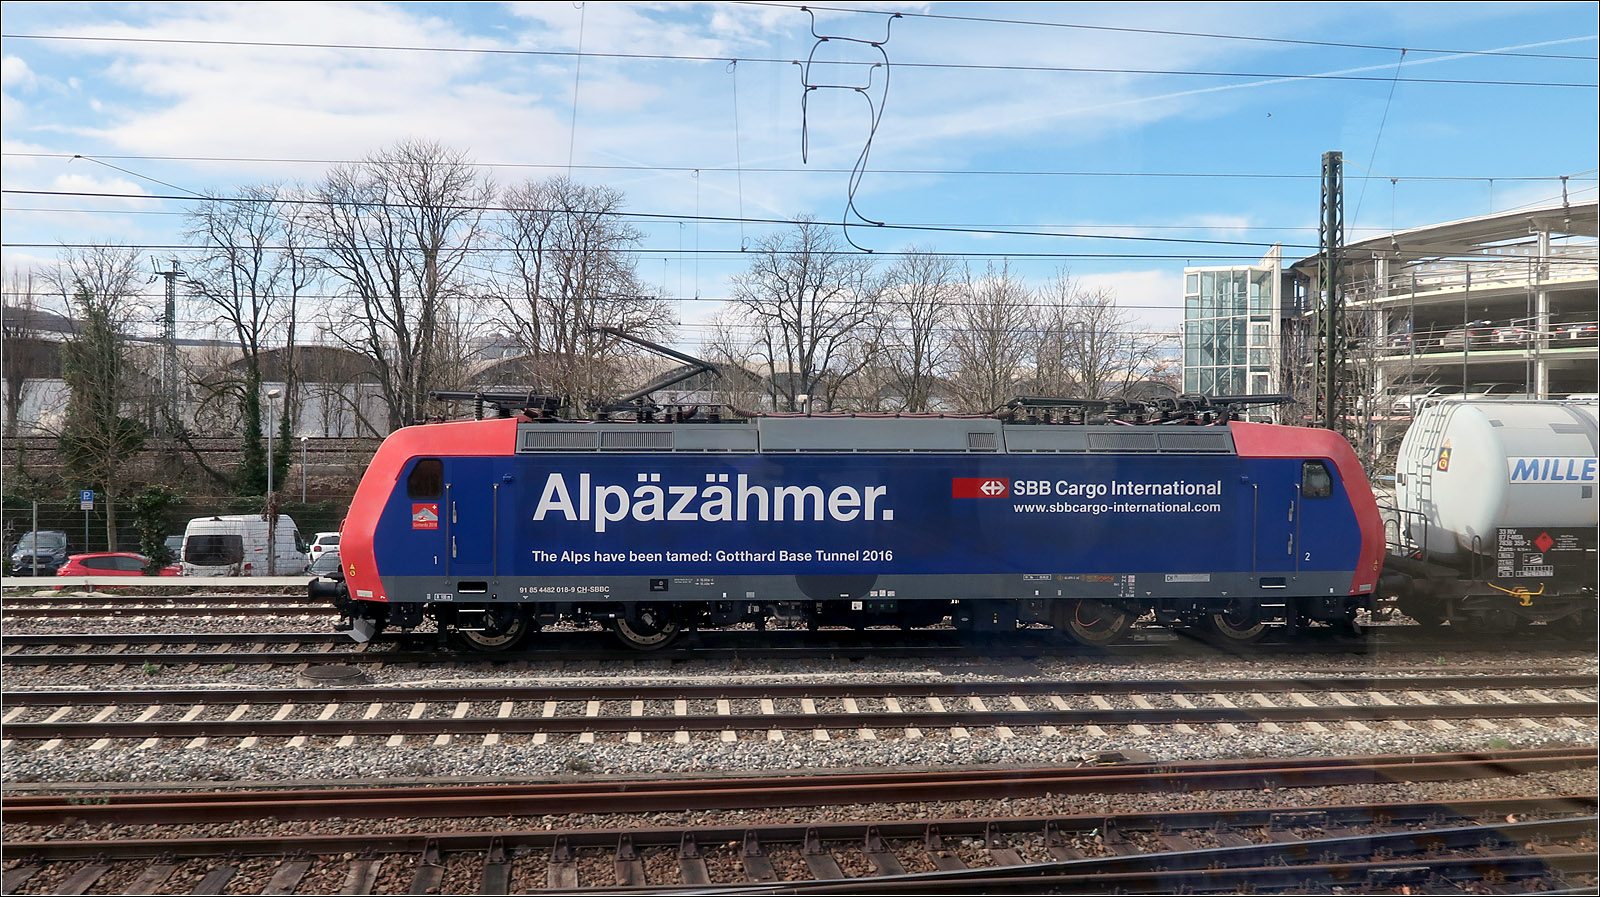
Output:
top-left (180, 514), bottom-right (310, 576)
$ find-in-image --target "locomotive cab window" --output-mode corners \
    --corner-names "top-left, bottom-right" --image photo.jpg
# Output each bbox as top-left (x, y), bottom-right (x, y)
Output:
top-left (1301, 461), bottom-right (1333, 499)
top-left (407, 458), bottom-right (443, 499)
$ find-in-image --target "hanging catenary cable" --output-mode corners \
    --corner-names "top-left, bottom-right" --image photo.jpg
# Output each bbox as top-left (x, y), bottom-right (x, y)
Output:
top-left (728, 60), bottom-right (748, 251)
top-left (796, 9), bottom-right (902, 252)
top-left (1352, 49), bottom-right (1408, 223)
top-left (566, 2), bottom-right (586, 178)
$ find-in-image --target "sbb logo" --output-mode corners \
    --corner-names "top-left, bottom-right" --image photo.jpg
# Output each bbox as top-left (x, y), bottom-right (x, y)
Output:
top-left (952, 478), bottom-right (1010, 498)
top-left (1012, 480), bottom-right (1056, 496)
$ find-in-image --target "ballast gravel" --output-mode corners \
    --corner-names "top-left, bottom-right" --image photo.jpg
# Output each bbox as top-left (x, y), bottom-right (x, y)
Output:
top-left (3, 618), bottom-right (1595, 792)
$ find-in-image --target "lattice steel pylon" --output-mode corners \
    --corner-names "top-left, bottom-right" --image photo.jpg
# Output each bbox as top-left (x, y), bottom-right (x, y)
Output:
top-left (152, 258), bottom-right (183, 434)
top-left (1314, 151), bottom-right (1345, 431)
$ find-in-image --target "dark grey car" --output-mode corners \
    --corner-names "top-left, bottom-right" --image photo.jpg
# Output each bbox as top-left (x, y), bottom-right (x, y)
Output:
top-left (10, 531), bottom-right (70, 575)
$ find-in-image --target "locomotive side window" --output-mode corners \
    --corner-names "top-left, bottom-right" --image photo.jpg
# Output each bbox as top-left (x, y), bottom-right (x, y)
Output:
top-left (407, 458), bottom-right (443, 499)
top-left (1301, 460), bottom-right (1333, 498)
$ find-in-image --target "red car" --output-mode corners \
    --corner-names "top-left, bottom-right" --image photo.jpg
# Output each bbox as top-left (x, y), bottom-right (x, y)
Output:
top-left (56, 552), bottom-right (182, 577)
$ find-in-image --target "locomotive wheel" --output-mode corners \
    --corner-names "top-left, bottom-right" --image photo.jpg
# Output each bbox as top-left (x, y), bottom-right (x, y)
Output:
top-left (1332, 611), bottom-right (1365, 639)
top-left (1059, 599), bottom-right (1133, 646)
top-left (1205, 600), bottom-right (1267, 643)
top-left (612, 604), bottom-right (683, 651)
top-left (453, 609), bottom-right (532, 652)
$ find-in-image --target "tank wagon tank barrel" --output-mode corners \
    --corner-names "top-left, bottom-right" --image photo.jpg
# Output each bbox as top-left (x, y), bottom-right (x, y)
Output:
top-left (1382, 397), bottom-right (1597, 636)
top-left (313, 394), bottom-right (1393, 651)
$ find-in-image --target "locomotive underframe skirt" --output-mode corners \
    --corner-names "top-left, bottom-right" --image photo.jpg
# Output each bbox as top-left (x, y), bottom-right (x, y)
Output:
top-left (373, 570), bottom-right (1360, 609)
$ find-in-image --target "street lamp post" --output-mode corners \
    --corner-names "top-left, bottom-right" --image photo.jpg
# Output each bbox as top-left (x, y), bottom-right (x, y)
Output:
top-left (266, 388), bottom-right (281, 575)
top-left (300, 436), bottom-right (308, 504)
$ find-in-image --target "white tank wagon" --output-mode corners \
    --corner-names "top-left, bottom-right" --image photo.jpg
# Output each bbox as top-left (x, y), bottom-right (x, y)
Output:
top-left (1384, 398), bottom-right (1596, 634)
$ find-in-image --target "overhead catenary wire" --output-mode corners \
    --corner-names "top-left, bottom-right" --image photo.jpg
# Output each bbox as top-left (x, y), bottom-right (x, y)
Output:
top-left (726, 1), bottom-right (1600, 62)
top-left (1, 33), bottom-right (1593, 88)
top-left (7, 152), bottom-right (1595, 185)
top-left (3, 187), bottom-right (1335, 251)
top-left (0, 205), bottom-right (1529, 233)
top-left (11, 184), bottom-right (1599, 254)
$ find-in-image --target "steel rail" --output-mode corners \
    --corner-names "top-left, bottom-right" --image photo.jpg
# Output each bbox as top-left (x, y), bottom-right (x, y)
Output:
top-left (2, 593), bottom-right (315, 603)
top-left (4, 806), bottom-right (1593, 896)
top-left (2, 632), bottom-right (340, 645)
top-left (4, 794), bottom-right (1592, 858)
top-left (3, 753), bottom-right (1594, 824)
top-left (6, 699), bottom-right (1593, 743)
top-left (0, 601), bottom-right (331, 613)
top-left (5, 673), bottom-right (1592, 706)
top-left (699, 853), bottom-right (1596, 895)
top-left (582, 816), bottom-right (1600, 894)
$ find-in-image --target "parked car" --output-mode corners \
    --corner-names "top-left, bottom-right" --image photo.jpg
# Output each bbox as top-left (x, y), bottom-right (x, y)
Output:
top-left (1491, 325), bottom-right (1535, 343)
top-left (9, 530), bottom-right (70, 575)
top-left (57, 552), bottom-right (182, 577)
top-left (308, 550), bottom-right (342, 577)
top-left (1437, 321), bottom-right (1494, 348)
top-left (1558, 322), bottom-right (1597, 343)
top-left (1463, 382), bottom-right (1528, 399)
top-left (1391, 384), bottom-right (1462, 415)
top-left (309, 532), bottom-right (340, 559)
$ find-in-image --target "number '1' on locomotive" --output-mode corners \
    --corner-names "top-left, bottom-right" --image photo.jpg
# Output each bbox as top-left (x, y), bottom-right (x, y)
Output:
top-left (315, 407), bottom-right (1383, 650)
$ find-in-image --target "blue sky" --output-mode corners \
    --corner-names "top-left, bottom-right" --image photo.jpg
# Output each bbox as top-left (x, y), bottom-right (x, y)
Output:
top-left (2, 1), bottom-right (1595, 338)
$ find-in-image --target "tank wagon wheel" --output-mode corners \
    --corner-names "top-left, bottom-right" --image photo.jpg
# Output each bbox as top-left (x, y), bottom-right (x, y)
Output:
top-left (1057, 599), bottom-right (1133, 646)
top-left (611, 604), bottom-right (684, 651)
top-left (1549, 609), bottom-right (1597, 642)
top-left (453, 610), bottom-right (533, 653)
top-left (1205, 599), bottom-right (1268, 644)
top-left (1397, 596), bottom-right (1448, 629)
top-left (1458, 610), bottom-right (1529, 638)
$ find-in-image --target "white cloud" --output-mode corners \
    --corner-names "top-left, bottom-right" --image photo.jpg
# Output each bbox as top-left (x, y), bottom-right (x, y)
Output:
top-left (50, 172), bottom-right (154, 208)
top-left (1077, 269), bottom-right (1185, 332)
top-left (1, 92), bottom-right (25, 127)
top-left (2, 55), bottom-right (38, 90)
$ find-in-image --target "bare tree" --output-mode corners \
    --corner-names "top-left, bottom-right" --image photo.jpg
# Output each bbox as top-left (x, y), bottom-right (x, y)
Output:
top-left (945, 261), bottom-right (1033, 412)
top-left (1342, 305), bottom-right (1391, 471)
top-left (1032, 270), bottom-right (1168, 401)
top-left (1031, 269), bottom-right (1081, 398)
top-left (185, 184), bottom-right (315, 493)
top-left (2, 269), bottom-right (49, 440)
top-left (492, 177), bottom-right (672, 412)
top-left (726, 220), bottom-right (880, 412)
top-left (1069, 286), bottom-right (1164, 401)
top-left (877, 248), bottom-right (956, 411)
top-left (311, 140), bottom-right (492, 432)
top-left (48, 245), bottom-right (146, 550)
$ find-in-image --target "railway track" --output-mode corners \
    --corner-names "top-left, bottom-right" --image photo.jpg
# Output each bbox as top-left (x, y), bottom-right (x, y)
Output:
top-left (4, 623), bottom-right (1587, 671)
top-left (3, 675), bottom-right (1594, 748)
top-left (1, 594), bottom-right (331, 620)
top-left (2, 753), bottom-right (1594, 894)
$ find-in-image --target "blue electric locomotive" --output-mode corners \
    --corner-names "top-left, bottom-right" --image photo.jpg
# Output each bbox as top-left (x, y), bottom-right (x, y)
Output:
top-left (318, 407), bottom-right (1383, 650)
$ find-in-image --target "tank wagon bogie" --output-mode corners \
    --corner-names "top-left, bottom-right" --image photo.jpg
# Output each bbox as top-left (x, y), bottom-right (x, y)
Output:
top-left (315, 411), bottom-right (1383, 650)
